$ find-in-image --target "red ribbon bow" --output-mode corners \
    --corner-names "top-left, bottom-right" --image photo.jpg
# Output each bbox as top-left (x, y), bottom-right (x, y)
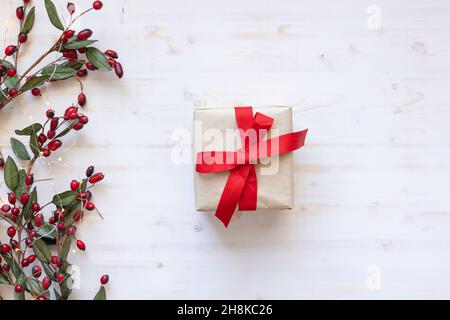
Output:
top-left (196, 107), bottom-right (308, 227)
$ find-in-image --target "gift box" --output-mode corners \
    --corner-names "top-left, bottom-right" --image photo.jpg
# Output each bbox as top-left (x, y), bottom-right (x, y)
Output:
top-left (194, 106), bottom-right (307, 227)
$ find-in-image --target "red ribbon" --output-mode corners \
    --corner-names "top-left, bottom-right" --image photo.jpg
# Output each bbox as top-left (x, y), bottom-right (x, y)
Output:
top-left (196, 107), bottom-right (308, 227)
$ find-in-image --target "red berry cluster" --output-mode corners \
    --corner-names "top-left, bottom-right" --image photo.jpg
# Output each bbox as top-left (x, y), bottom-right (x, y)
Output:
top-left (38, 106), bottom-right (89, 158)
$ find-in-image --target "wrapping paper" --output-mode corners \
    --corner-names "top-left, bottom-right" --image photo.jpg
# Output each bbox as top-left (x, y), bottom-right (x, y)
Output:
top-left (194, 106), bottom-right (294, 212)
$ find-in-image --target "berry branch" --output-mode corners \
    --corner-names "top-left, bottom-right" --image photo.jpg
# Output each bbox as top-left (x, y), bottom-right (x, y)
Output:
top-left (0, 0), bottom-right (122, 300)
top-left (0, 0), bottom-right (123, 110)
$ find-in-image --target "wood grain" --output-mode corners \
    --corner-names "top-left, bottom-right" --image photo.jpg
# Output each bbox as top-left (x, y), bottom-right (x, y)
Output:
top-left (1, 0), bottom-right (450, 299)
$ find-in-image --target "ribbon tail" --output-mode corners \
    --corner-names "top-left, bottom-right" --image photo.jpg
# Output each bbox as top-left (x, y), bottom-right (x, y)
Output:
top-left (238, 165), bottom-right (257, 211)
top-left (215, 165), bottom-right (251, 227)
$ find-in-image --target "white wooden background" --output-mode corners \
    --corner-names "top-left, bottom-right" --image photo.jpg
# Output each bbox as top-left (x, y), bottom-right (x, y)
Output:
top-left (1, 0), bottom-right (450, 300)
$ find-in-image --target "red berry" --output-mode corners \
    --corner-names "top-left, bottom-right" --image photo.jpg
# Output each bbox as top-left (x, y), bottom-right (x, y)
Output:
top-left (51, 256), bottom-right (59, 265)
top-left (18, 33), bottom-right (28, 44)
top-left (107, 57), bottom-right (115, 68)
top-left (93, 1), bottom-right (103, 10)
top-left (57, 222), bottom-right (66, 231)
top-left (64, 106), bottom-right (78, 119)
top-left (86, 62), bottom-right (96, 71)
top-left (76, 69), bottom-right (88, 77)
top-left (73, 211), bottom-right (82, 222)
top-left (3, 264), bottom-right (10, 272)
top-left (15, 284), bottom-right (24, 293)
top-left (11, 207), bottom-right (20, 216)
top-left (21, 258), bottom-right (29, 267)
top-left (63, 29), bottom-right (75, 39)
top-left (38, 134), bottom-right (47, 144)
top-left (46, 109), bottom-right (55, 118)
top-left (85, 202), bottom-right (95, 211)
top-left (8, 193), bottom-right (16, 205)
top-left (28, 230), bottom-right (37, 239)
top-left (78, 92), bottom-right (87, 107)
top-left (67, 2), bottom-right (75, 15)
top-left (32, 266), bottom-right (42, 278)
top-left (48, 140), bottom-right (62, 151)
top-left (104, 50), bottom-right (118, 59)
top-left (43, 149), bottom-right (51, 158)
top-left (25, 174), bottom-right (34, 186)
top-left (20, 193), bottom-right (29, 204)
top-left (34, 214), bottom-right (44, 227)
top-left (73, 123), bottom-right (84, 131)
top-left (77, 29), bottom-right (93, 41)
top-left (1, 204), bottom-right (11, 212)
top-left (86, 166), bottom-right (95, 177)
top-left (7, 69), bottom-right (16, 77)
top-left (114, 61), bottom-right (124, 79)
top-left (50, 117), bottom-right (59, 131)
top-left (47, 130), bottom-right (55, 140)
top-left (67, 226), bottom-right (77, 237)
top-left (27, 255), bottom-right (36, 263)
top-left (31, 203), bottom-right (40, 212)
top-left (42, 277), bottom-right (52, 290)
top-left (78, 115), bottom-right (89, 124)
top-left (57, 273), bottom-right (65, 283)
top-left (70, 180), bottom-right (80, 191)
top-left (5, 45), bottom-right (17, 56)
top-left (7, 227), bottom-right (16, 238)
top-left (1, 244), bottom-right (11, 254)
top-left (100, 274), bottom-right (109, 285)
top-left (8, 88), bottom-right (17, 97)
top-left (76, 240), bottom-right (86, 251)
top-left (89, 173), bottom-right (105, 184)
top-left (31, 88), bottom-right (41, 96)
top-left (16, 6), bottom-right (24, 20)
top-left (76, 192), bottom-right (88, 201)
top-left (24, 238), bottom-right (33, 248)
top-left (63, 50), bottom-right (78, 60)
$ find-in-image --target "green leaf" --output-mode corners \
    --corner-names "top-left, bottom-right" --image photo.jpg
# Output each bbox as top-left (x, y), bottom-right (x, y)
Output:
top-left (14, 291), bottom-right (25, 300)
top-left (2, 256), bottom-right (22, 278)
top-left (38, 224), bottom-right (57, 240)
top-left (42, 263), bottom-right (55, 280)
top-left (32, 239), bottom-right (52, 263)
top-left (20, 75), bottom-right (49, 92)
top-left (60, 275), bottom-right (73, 299)
top-left (11, 138), bottom-right (30, 160)
top-left (0, 88), bottom-right (9, 105)
top-left (94, 286), bottom-right (106, 300)
top-left (85, 47), bottom-right (111, 71)
top-left (42, 65), bottom-right (77, 81)
top-left (54, 288), bottom-right (62, 300)
top-left (63, 40), bottom-right (97, 50)
top-left (0, 273), bottom-right (11, 285)
top-left (5, 76), bottom-right (19, 89)
top-left (0, 59), bottom-right (15, 70)
top-left (4, 156), bottom-right (19, 191)
top-left (26, 278), bottom-right (42, 296)
top-left (30, 129), bottom-right (42, 156)
top-left (63, 61), bottom-right (83, 71)
top-left (21, 187), bottom-right (37, 222)
top-left (15, 169), bottom-right (27, 197)
top-left (44, 0), bottom-right (65, 31)
top-left (21, 6), bottom-right (36, 33)
top-left (52, 190), bottom-right (78, 207)
top-left (15, 123), bottom-right (42, 136)
top-left (60, 236), bottom-right (73, 261)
